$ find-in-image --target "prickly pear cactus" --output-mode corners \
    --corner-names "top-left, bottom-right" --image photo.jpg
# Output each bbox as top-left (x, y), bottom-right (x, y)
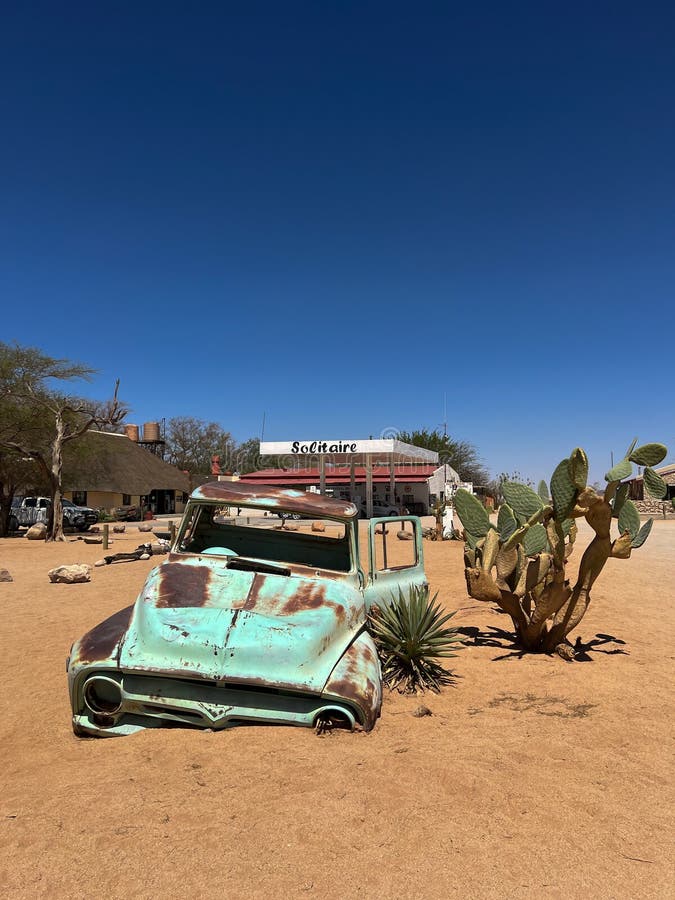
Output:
top-left (454, 440), bottom-right (667, 658)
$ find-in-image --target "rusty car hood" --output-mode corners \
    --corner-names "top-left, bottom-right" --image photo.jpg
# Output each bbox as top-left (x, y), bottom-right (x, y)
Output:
top-left (117, 556), bottom-right (365, 693)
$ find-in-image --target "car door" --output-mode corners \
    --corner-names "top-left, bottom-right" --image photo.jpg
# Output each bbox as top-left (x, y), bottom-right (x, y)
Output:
top-left (363, 516), bottom-right (428, 611)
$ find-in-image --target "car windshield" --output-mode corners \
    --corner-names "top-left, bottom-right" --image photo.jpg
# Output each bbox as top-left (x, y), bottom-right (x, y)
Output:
top-left (177, 503), bottom-right (352, 572)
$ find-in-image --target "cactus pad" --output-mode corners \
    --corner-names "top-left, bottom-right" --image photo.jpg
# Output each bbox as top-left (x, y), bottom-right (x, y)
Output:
top-left (631, 518), bottom-right (653, 549)
top-left (629, 443), bottom-right (667, 467)
top-left (522, 523), bottom-right (548, 557)
top-left (605, 458), bottom-right (633, 482)
top-left (537, 480), bottom-right (550, 502)
top-left (497, 503), bottom-right (517, 542)
top-left (618, 498), bottom-right (640, 540)
top-left (502, 482), bottom-right (544, 522)
top-left (643, 466), bottom-right (668, 499)
top-left (454, 488), bottom-right (491, 538)
top-left (568, 448), bottom-right (588, 489)
top-left (612, 482), bottom-right (628, 519)
top-left (550, 459), bottom-right (577, 521)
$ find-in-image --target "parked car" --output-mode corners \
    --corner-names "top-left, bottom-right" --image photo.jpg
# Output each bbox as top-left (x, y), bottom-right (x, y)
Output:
top-left (359, 500), bottom-right (401, 518)
top-left (9, 496), bottom-right (99, 532)
top-left (67, 481), bottom-right (427, 738)
top-left (62, 499), bottom-right (100, 531)
top-left (111, 504), bottom-right (140, 521)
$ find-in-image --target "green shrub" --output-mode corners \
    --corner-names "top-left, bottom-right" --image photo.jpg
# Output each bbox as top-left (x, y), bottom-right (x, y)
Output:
top-left (368, 585), bottom-right (462, 693)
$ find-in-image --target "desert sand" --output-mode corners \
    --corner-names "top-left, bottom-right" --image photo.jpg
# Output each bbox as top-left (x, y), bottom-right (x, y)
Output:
top-left (1, 517), bottom-right (674, 899)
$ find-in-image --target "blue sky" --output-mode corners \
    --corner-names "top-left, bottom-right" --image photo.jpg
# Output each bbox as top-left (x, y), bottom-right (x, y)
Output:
top-left (1, 2), bottom-right (673, 484)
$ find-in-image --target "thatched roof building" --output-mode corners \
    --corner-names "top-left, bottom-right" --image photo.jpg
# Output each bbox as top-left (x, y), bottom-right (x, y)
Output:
top-left (62, 431), bottom-right (190, 514)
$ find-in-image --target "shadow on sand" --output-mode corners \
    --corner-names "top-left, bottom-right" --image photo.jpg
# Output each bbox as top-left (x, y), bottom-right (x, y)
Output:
top-left (457, 625), bottom-right (628, 662)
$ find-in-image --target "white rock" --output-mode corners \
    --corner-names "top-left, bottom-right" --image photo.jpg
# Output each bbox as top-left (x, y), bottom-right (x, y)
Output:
top-left (26, 522), bottom-right (47, 540)
top-left (48, 564), bottom-right (92, 584)
top-left (139, 552), bottom-right (150, 560)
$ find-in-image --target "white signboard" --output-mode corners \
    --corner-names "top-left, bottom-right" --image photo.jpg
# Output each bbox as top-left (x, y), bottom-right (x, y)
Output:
top-left (259, 439), bottom-right (438, 464)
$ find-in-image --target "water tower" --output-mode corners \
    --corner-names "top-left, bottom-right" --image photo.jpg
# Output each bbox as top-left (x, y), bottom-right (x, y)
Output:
top-left (138, 420), bottom-right (166, 458)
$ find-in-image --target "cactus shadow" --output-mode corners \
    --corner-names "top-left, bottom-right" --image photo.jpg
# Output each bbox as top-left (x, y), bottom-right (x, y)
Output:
top-left (457, 627), bottom-right (629, 662)
top-left (457, 625), bottom-right (526, 659)
top-left (571, 633), bottom-right (629, 662)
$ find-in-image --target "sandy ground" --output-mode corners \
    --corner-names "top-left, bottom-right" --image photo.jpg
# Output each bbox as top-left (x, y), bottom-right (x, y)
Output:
top-left (1, 517), bottom-right (674, 899)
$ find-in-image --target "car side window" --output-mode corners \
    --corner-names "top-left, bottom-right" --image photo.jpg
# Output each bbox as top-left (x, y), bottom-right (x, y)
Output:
top-left (373, 525), bottom-right (417, 572)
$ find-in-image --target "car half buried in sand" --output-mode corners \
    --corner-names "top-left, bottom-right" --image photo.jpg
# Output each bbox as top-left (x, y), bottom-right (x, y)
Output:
top-left (67, 482), bottom-right (427, 737)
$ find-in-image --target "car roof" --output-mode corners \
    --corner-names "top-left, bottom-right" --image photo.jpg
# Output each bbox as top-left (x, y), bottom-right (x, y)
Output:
top-left (190, 481), bottom-right (358, 519)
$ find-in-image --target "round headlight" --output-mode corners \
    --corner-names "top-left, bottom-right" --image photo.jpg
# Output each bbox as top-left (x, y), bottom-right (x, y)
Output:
top-left (83, 676), bottom-right (123, 714)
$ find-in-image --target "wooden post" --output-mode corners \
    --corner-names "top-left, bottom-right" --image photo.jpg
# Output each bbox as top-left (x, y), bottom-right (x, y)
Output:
top-left (319, 455), bottom-right (326, 495)
top-left (103, 523), bottom-right (109, 550)
top-left (169, 520), bottom-right (176, 542)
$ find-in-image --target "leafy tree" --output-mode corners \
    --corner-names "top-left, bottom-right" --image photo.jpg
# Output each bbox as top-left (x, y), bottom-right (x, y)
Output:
top-left (233, 437), bottom-right (262, 474)
top-left (231, 438), bottom-right (287, 474)
top-left (0, 343), bottom-right (126, 541)
top-left (0, 448), bottom-right (43, 537)
top-left (165, 417), bottom-right (234, 482)
top-left (397, 428), bottom-right (490, 486)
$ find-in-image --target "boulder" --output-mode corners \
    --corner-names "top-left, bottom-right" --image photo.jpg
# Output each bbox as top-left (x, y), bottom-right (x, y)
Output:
top-left (138, 523), bottom-right (153, 533)
top-left (112, 524), bottom-right (126, 533)
top-left (311, 521), bottom-right (326, 532)
top-left (396, 529), bottom-right (414, 541)
top-left (26, 522), bottom-right (47, 540)
top-left (0, 568), bottom-right (13, 582)
top-left (412, 705), bottom-right (433, 718)
top-left (89, 525), bottom-right (101, 533)
top-left (48, 564), bottom-right (92, 584)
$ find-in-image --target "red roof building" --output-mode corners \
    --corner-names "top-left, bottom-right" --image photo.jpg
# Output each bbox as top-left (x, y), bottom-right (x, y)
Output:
top-left (235, 464), bottom-right (458, 516)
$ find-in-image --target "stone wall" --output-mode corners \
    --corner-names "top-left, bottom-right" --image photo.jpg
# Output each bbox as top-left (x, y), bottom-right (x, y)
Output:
top-left (635, 499), bottom-right (675, 518)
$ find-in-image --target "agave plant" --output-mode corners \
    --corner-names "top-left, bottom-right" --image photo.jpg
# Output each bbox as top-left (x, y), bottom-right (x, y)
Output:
top-left (368, 585), bottom-right (462, 693)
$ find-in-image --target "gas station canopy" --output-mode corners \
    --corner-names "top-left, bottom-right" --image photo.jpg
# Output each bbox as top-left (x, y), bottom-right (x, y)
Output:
top-left (259, 439), bottom-right (439, 518)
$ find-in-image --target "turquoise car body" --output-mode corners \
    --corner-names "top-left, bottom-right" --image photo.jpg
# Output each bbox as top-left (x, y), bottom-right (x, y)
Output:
top-left (67, 482), bottom-right (426, 737)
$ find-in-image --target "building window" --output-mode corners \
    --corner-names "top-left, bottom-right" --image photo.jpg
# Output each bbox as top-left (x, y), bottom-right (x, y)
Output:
top-left (122, 494), bottom-right (131, 506)
top-left (72, 491), bottom-right (87, 506)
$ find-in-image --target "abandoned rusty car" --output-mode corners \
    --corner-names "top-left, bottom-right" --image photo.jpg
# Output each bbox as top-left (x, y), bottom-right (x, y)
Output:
top-left (67, 482), bottom-right (427, 737)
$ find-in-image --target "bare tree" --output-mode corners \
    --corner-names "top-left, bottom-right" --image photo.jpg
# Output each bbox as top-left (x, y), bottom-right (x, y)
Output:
top-left (165, 417), bottom-right (234, 481)
top-left (0, 343), bottom-right (127, 541)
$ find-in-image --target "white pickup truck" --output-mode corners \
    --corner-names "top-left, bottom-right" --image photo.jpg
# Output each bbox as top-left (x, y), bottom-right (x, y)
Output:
top-left (9, 497), bottom-right (100, 532)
